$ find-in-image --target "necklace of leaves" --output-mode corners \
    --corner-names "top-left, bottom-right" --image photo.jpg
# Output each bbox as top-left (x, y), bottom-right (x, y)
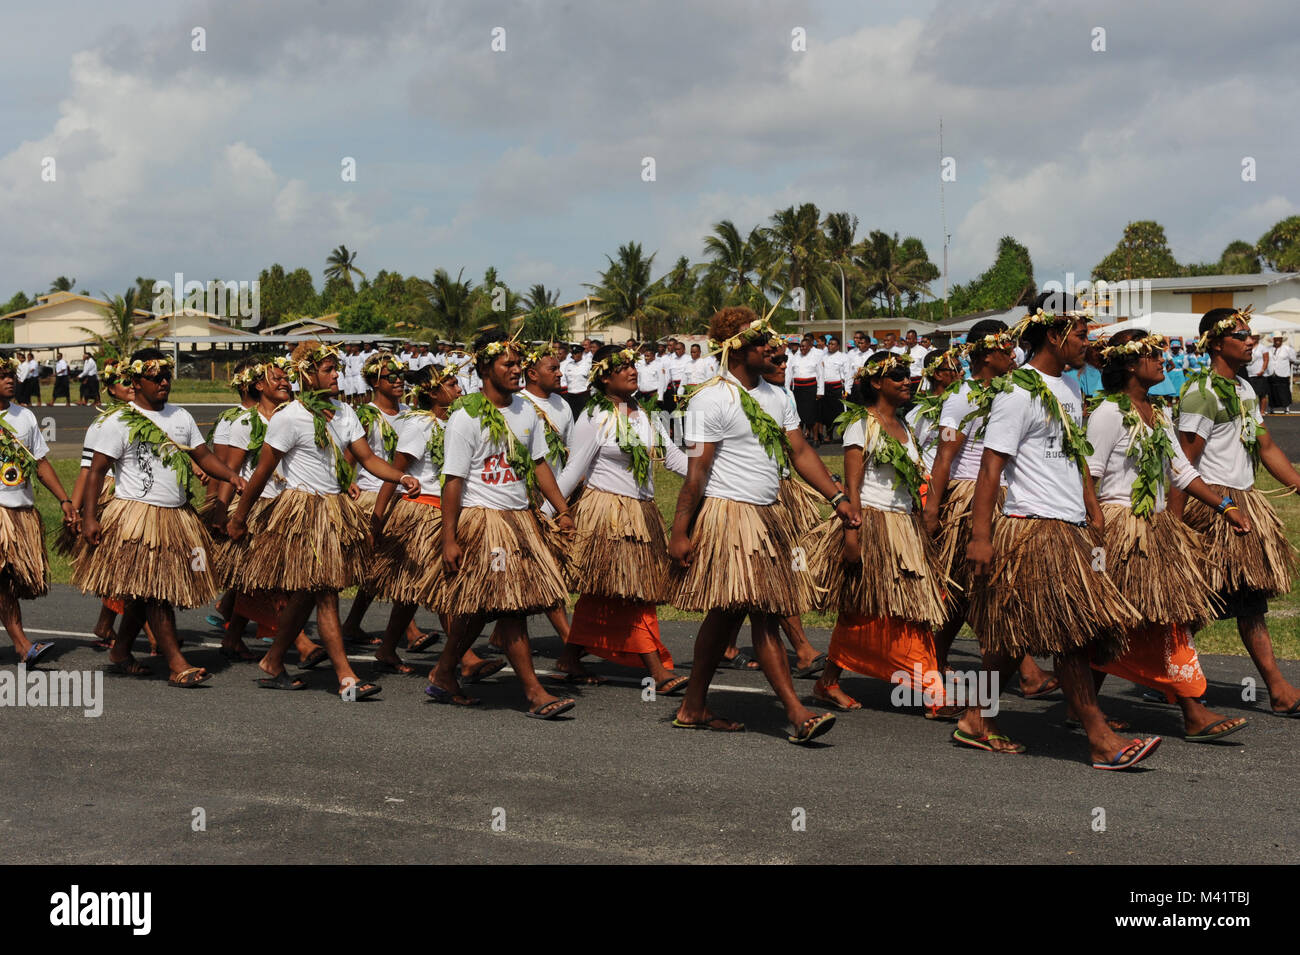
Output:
top-left (395, 408), bottom-right (448, 479)
top-left (0, 408), bottom-right (38, 484)
top-left (956, 376), bottom-right (1006, 440)
top-left (834, 401), bottom-right (924, 510)
top-left (1180, 368), bottom-right (1263, 469)
top-left (526, 395), bottom-right (570, 469)
top-left (292, 390), bottom-right (356, 490)
top-left (450, 392), bottom-right (537, 494)
top-left (677, 376), bottom-right (791, 473)
top-left (912, 379), bottom-right (962, 426)
top-left (992, 367), bottom-right (1094, 474)
top-left (356, 402), bottom-right (400, 458)
top-left (1089, 392), bottom-right (1174, 518)
top-left (207, 404), bottom-right (249, 444)
top-left (586, 390), bottom-right (663, 487)
top-left (108, 404), bottom-right (196, 489)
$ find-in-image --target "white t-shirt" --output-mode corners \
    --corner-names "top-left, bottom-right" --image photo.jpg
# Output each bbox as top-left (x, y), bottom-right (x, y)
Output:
top-left (822, 351), bottom-right (851, 386)
top-left (442, 394), bottom-right (548, 510)
top-left (0, 404), bottom-right (48, 508)
top-left (635, 359), bottom-right (664, 395)
top-left (1247, 344), bottom-right (1268, 377)
top-left (564, 354), bottom-right (592, 395)
top-left (843, 415), bottom-right (918, 514)
top-left (683, 356), bottom-right (717, 387)
top-left (982, 366), bottom-right (1087, 522)
top-left (1268, 344), bottom-right (1296, 378)
top-left (87, 404), bottom-right (204, 508)
top-left (557, 403), bottom-right (687, 501)
top-left (785, 351), bottom-right (824, 394)
top-left (1087, 400), bottom-right (1198, 512)
top-left (904, 402), bottom-right (941, 473)
top-left (520, 388), bottom-right (574, 465)
top-left (1177, 374), bottom-right (1262, 490)
top-left (939, 380), bottom-right (1002, 484)
top-left (55, 359), bottom-right (68, 377)
top-left (908, 345), bottom-right (929, 378)
top-left (263, 399), bottom-right (365, 495)
top-left (355, 403), bottom-right (406, 493)
top-left (683, 373), bottom-right (800, 505)
top-left (226, 408), bottom-right (286, 499)
top-left (394, 413), bottom-right (444, 491)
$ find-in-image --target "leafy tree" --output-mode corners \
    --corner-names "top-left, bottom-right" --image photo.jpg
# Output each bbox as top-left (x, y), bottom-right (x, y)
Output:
top-left (1092, 220), bottom-right (1181, 280)
top-left (324, 245), bottom-right (365, 287)
top-left (49, 276), bottom-right (76, 293)
top-left (763, 203), bottom-right (832, 323)
top-left (523, 283), bottom-right (560, 312)
top-left (518, 306), bottom-right (568, 342)
top-left (2, 291), bottom-right (33, 315)
top-left (1257, 216), bottom-right (1300, 272)
top-left (321, 275), bottom-right (357, 311)
top-left (702, 219), bottom-right (765, 302)
top-left (947, 236), bottom-right (1036, 315)
top-left (1218, 240), bottom-right (1261, 274)
top-left (586, 242), bottom-right (679, 340)
top-left (338, 298), bottom-right (387, 334)
top-left (856, 230), bottom-right (940, 315)
top-left (425, 268), bottom-right (480, 342)
top-left (77, 288), bottom-right (167, 358)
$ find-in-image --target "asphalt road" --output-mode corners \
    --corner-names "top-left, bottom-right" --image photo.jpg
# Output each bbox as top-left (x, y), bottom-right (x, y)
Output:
top-left (2, 585), bottom-right (1297, 864)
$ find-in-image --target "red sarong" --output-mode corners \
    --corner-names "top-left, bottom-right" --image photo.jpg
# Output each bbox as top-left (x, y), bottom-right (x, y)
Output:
top-left (829, 612), bottom-right (947, 708)
top-left (1093, 622), bottom-right (1207, 702)
top-left (566, 595), bottom-right (673, 669)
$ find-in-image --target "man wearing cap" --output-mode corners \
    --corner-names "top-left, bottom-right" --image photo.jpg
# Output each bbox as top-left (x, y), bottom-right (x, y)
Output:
top-left (1267, 332), bottom-right (1296, 414)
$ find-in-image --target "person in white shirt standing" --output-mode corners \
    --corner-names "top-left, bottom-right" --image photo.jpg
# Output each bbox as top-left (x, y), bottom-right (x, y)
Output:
top-left (78, 353), bottom-right (99, 405)
top-left (681, 342), bottom-right (717, 392)
top-left (562, 343), bottom-right (592, 418)
top-left (820, 335), bottom-right (851, 440)
top-left (76, 350), bottom-right (246, 687)
top-left (663, 339), bottom-right (690, 445)
top-left (784, 335), bottom-right (824, 443)
top-left (1246, 332), bottom-right (1270, 411)
top-left (667, 306), bottom-right (858, 743)
top-left (635, 343), bottom-right (665, 405)
top-left (1266, 331), bottom-right (1295, 413)
top-left (904, 330), bottom-right (929, 382)
top-left (0, 356), bottom-right (76, 666)
top-left (52, 351), bottom-right (71, 406)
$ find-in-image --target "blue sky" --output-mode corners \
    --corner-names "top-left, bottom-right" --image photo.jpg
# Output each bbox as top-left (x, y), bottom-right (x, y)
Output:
top-left (1, 0), bottom-right (1296, 309)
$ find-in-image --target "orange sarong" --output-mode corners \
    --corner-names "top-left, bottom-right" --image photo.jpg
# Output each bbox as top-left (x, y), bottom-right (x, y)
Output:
top-left (104, 597), bottom-right (125, 615)
top-left (233, 592), bottom-right (284, 639)
top-left (829, 612), bottom-right (947, 706)
top-left (1093, 622), bottom-right (1207, 702)
top-left (566, 595), bottom-right (673, 669)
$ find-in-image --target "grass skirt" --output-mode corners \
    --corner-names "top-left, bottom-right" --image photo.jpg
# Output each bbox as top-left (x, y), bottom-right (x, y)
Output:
top-left (778, 477), bottom-right (825, 536)
top-left (224, 489), bottom-right (367, 594)
top-left (0, 506), bottom-right (49, 599)
top-left (568, 488), bottom-right (670, 603)
top-left (55, 480), bottom-right (113, 557)
top-left (71, 499), bottom-right (217, 607)
top-left (801, 507), bottom-right (947, 628)
top-left (935, 481), bottom-right (1006, 597)
top-left (667, 497), bottom-right (808, 616)
top-left (1099, 503), bottom-right (1218, 630)
top-left (434, 506), bottom-right (567, 618)
top-left (371, 496), bottom-right (445, 607)
top-left (1183, 484), bottom-right (1295, 599)
top-left (965, 516), bottom-right (1137, 659)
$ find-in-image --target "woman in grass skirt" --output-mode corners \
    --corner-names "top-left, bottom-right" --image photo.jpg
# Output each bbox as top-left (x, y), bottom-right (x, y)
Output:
top-left (1087, 330), bottom-right (1250, 742)
top-left (73, 349), bottom-right (246, 687)
top-left (803, 353), bottom-right (949, 713)
top-left (225, 341), bottom-right (420, 700)
top-left (547, 344), bottom-right (690, 693)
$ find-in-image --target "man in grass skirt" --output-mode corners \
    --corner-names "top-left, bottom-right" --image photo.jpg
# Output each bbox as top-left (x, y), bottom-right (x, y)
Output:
top-left (426, 330), bottom-right (580, 719)
top-left (225, 341), bottom-right (421, 700)
top-left (1177, 306), bottom-right (1300, 718)
top-left (667, 306), bottom-right (858, 744)
top-left (74, 349), bottom-right (247, 687)
top-left (0, 356), bottom-right (76, 666)
top-left (966, 300), bottom-right (1162, 769)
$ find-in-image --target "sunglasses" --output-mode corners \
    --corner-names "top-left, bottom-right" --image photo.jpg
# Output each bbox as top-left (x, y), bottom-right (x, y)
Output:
top-left (1226, 330), bottom-right (1252, 341)
top-left (380, 373), bottom-right (404, 383)
top-left (770, 353), bottom-right (789, 364)
top-left (140, 372), bottom-right (172, 382)
top-left (883, 368), bottom-right (911, 382)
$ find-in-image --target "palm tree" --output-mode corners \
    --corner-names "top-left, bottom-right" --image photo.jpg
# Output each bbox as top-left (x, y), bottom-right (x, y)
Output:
top-left (49, 276), bottom-right (76, 293)
top-left (76, 288), bottom-right (167, 358)
top-left (855, 231), bottom-right (935, 315)
top-left (523, 283), bottom-right (560, 311)
top-left (324, 245), bottom-right (366, 287)
top-left (822, 212), bottom-right (863, 317)
top-left (763, 203), bottom-right (839, 323)
top-left (702, 220), bottom-right (765, 300)
top-left (424, 268), bottom-right (479, 342)
top-left (585, 242), bottom-right (679, 341)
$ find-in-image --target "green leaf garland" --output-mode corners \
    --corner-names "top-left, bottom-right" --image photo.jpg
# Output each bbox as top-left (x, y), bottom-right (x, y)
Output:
top-left (1178, 369), bottom-right (1263, 470)
top-left (449, 392), bottom-right (537, 495)
top-left (585, 391), bottom-right (663, 487)
top-left (114, 406), bottom-right (196, 489)
top-left (1092, 392), bottom-right (1175, 518)
top-left (834, 402), bottom-right (924, 509)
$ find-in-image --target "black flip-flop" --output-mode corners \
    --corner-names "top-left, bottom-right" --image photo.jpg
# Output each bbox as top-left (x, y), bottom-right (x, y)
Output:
top-left (105, 654), bottom-right (153, 678)
top-left (340, 681), bottom-right (381, 701)
top-left (1017, 675), bottom-right (1061, 699)
top-left (219, 645), bottom-right (258, 663)
top-left (1271, 699), bottom-right (1300, 718)
top-left (671, 714), bottom-right (744, 732)
top-left (526, 698), bottom-right (575, 720)
top-left (656, 675), bottom-right (690, 696)
top-left (257, 671), bottom-right (308, 691)
top-left (297, 647), bottom-right (329, 669)
top-left (791, 652), bottom-right (828, 679)
top-left (787, 712), bottom-right (837, 745)
top-left (463, 658), bottom-right (508, 684)
top-left (1185, 718), bottom-right (1247, 743)
top-left (425, 683), bottom-right (480, 706)
top-left (719, 651), bottom-right (760, 671)
top-left (407, 631), bottom-right (442, 653)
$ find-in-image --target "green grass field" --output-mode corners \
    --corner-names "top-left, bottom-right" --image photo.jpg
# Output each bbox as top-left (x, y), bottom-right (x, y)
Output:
top-left (35, 451), bottom-right (1300, 659)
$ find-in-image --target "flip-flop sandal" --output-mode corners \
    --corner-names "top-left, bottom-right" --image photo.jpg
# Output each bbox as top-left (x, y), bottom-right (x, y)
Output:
top-left (671, 715), bottom-right (744, 732)
top-left (1185, 718), bottom-right (1247, 743)
top-left (719, 651), bottom-right (760, 671)
top-left (204, 613), bottom-right (226, 629)
top-left (340, 681), bottom-right (381, 701)
top-left (219, 645), bottom-right (259, 663)
top-left (425, 683), bottom-right (480, 706)
top-left (375, 659), bottom-right (417, 675)
top-left (105, 654), bottom-right (153, 677)
top-left (1092, 736), bottom-right (1161, 771)
top-left (407, 632), bottom-right (443, 653)
top-left (952, 728), bottom-right (1027, 754)
top-left (462, 658), bottom-right (508, 684)
top-left (791, 652), bottom-right (828, 679)
top-left (297, 647), bottom-right (329, 669)
top-left (788, 712), bottom-right (837, 744)
top-left (1270, 699), bottom-right (1300, 718)
top-left (1065, 717), bottom-right (1132, 732)
top-left (655, 675), bottom-right (690, 696)
top-left (1017, 675), bottom-right (1061, 699)
top-left (91, 637), bottom-right (113, 651)
top-left (526, 697), bottom-right (575, 720)
top-left (257, 671), bottom-right (308, 691)
top-left (551, 670), bottom-right (609, 686)
top-left (22, 642), bottom-right (55, 665)
top-left (812, 686), bottom-right (862, 712)
top-left (168, 666), bottom-right (211, 689)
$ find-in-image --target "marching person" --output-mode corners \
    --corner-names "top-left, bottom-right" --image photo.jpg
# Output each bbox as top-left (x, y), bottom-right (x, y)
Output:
top-left (667, 306), bottom-right (857, 743)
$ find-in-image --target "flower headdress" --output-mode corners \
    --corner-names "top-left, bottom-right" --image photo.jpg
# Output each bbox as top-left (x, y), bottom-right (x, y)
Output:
top-left (521, 342), bottom-right (556, 369)
top-left (403, 356), bottom-right (467, 406)
top-left (290, 343), bottom-right (342, 383)
top-left (963, 330), bottom-right (1017, 357)
top-left (1194, 304), bottom-right (1254, 354)
top-left (923, 348), bottom-right (962, 380)
top-left (362, 351), bottom-right (405, 379)
top-left (101, 358), bottom-right (127, 386)
top-left (590, 347), bottom-right (639, 381)
top-left (474, 328), bottom-right (525, 364)
top-left (0, 356), bottom-right (19, 375)
top-left (1100, 333), bottom-right (1168, 363)
top-left (127, 356), bottom-right (175, 378)
top-left (855, 352), bottom-right (911, 383)
top-left (708, 296), bottom-right (783, 369)
top-left (1008, 307), bottom-right (1081, 342)
top-left (237, 355), bottom-right (294, 391)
